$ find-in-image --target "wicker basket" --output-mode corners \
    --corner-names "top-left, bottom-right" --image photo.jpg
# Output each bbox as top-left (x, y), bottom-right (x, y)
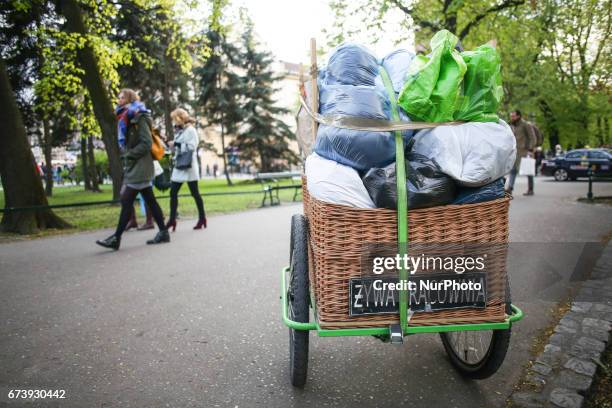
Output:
top-left (302, 178), bottom-right (510, 329)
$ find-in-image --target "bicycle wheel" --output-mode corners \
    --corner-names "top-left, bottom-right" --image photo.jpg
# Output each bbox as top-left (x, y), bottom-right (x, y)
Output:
top-left (288, 214), bottom-right (310, 387)
top-left (440, 279), bottom-right (512, 379)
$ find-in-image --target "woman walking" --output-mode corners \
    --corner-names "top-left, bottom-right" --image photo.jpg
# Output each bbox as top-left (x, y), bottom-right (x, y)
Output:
top-left (96, 89), bottom-right (170, 250)
top-left (166, 108), bottom-right (207, 231)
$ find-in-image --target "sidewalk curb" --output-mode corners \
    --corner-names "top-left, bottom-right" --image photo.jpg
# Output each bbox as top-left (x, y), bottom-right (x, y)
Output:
top-left (510, 242), bottom-right (612, 408)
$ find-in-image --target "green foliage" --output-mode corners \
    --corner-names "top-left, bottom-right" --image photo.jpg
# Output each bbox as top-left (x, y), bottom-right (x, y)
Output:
top-left (75, 149), bottom-right (109, 182)
top-left (113, 1), bottom-right (195, 131)
top-left (327, 0), bottom-right (611, 149)
top-left (469, 0), bottom-right (611, 148)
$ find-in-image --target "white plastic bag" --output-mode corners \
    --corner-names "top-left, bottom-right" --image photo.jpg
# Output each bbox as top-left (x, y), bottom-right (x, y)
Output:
top-left (153, 160), bottom-right (164, 177)
top-left (305, 153), bottom-right (375, 208)
top-left (412, 120), bottom-right (517, 187)
top-left (519, 156), bottom-right (536, 176)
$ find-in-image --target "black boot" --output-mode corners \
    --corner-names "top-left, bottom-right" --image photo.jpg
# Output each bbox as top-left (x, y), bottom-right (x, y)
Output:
top-left (96, 234), bottom-right (120, 250)
top-left (146, 229), bottom-right (170, 245)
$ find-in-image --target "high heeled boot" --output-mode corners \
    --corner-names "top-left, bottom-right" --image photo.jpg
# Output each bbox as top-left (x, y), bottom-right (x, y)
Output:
top-left (193, 217), bottom-right (207, 230)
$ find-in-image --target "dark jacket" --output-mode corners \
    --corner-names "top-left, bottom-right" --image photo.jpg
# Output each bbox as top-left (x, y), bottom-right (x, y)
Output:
top-left (122, 112), bottom-right (154, 185)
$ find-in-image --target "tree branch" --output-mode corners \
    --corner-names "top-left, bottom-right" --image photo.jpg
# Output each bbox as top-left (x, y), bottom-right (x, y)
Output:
top-left (387, 0), bottom-right (443, 32)
top-left (589, 2), bottom-right (611, 79)
top-left (458, 0), bottom-right (526, 40)
top-left (387, 0), bottom-right (412, 15)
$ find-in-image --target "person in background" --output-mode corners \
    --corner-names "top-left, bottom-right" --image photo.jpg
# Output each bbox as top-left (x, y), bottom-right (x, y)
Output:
top-left (165, 108), bottom-right (207, 231)
top-left (527, 120), bottom-right (544, 175)
top-left (534, 146), bottom-right (544, 175)
top-left (96, 88), bottom-right (169, 250)
top-left (506, 110), bottom-right (537, 196)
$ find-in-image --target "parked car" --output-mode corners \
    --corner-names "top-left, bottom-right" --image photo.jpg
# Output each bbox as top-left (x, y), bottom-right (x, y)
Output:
top-left (541, 148), bottom-right (612, 181)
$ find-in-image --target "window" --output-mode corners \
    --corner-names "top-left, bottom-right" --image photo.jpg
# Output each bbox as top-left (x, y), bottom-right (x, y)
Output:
top-left (588, 151), bottom-right (607, 159)
top-left (566, 151), bottom-right (585, 159)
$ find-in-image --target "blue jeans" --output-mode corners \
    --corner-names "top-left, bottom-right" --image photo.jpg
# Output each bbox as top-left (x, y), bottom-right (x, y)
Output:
top-left (507, 168), bottom-right (533, 192)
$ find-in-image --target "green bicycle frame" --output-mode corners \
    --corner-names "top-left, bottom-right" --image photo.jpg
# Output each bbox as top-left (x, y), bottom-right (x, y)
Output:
top-left (282, 266), bottom-right (523, 337)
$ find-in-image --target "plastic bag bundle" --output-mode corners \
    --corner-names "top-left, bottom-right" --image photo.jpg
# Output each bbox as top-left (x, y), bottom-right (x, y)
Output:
top-left (362, 152), bottom-right (456, 210)
top-left (455, 45), bottom-right (503, 122)
top-left (324, 43), bottom-right (379, 86)
top-left (314, 45), bottom-right (414, 170)
top-left (398, 30), bottom-right (503, 123)
top-left (318, 84), bottom-right (389, 118)
top-left (305, 153), bottom-right (375, 208)
top-left (453, 178), bottom-right (505, 205)
top-left (398, 30), bottom-right (467, 123)
top-left (412, 120), bottom-right (516, 187)
top-left (379, 49), bottom-right (415, 93)
top-left (314, 84), bottom-right (401, 170)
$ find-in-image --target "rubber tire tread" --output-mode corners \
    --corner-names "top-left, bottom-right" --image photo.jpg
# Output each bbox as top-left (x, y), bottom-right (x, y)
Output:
top-left (288, 214), bottom-right (310, 387)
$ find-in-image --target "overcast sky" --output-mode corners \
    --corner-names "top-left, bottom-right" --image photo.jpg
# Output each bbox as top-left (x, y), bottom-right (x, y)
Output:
top-left (236, 0), bottom-right (332, 63)
top-left (233, 0), bottom-right (414, 64)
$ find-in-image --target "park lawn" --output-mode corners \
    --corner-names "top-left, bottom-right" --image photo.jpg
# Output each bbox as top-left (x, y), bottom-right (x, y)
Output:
top-left (0, 178), bottom-right (302, 237)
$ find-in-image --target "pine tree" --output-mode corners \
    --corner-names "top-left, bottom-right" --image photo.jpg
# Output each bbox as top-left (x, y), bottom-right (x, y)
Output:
top-left (113, 1), bottom-right (193, 141)
top-left (195, 29), bottom-right (245, 185)
top-left (236, 19), bottom-right (298, 172)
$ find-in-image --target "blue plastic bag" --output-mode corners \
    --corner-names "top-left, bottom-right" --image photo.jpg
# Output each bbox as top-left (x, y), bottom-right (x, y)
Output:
top-left (379, 49), bottom-right (415, 93)
top-left (452, 178), bottom-right (505, 205)
top-left (314, 84), bottom-right (399, 170)
top-left (324, 43), bottom-right (379, 86)
top-left (314, 46), bottom-right (414, 170)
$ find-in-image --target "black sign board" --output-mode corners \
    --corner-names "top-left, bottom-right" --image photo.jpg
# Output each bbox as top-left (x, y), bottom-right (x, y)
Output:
top-left (349, 273), bottom-right (487, 316)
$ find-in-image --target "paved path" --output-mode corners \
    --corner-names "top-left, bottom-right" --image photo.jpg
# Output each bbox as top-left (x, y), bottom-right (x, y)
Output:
top-left (1, 178), bottom-right (611, 407)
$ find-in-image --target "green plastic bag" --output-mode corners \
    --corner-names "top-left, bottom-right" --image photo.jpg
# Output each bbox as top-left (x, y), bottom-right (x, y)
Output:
top-left (454, 44), bottom-right (503, 122)
top-left (397, 30), bottom-right (466, 122)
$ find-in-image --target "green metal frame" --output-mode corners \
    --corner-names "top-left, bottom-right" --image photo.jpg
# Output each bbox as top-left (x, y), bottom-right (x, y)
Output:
top-left (281, 267), bottom-right (524, 337)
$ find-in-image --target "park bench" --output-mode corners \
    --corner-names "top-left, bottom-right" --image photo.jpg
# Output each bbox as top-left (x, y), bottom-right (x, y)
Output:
top-left (255, 171), bottom-right (302, 207)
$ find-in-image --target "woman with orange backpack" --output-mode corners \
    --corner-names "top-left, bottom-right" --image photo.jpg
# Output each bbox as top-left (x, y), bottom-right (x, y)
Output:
top-left (96, 89), bottom-right (170, 250)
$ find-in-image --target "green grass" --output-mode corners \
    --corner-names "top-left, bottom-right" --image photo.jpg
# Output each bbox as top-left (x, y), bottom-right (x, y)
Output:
top-left (0, 178), bottom-right (302, 238)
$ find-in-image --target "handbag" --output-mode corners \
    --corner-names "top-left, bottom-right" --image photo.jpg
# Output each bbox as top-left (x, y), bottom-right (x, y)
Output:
top-left (175, 145), bottom-right (193, 170)
top-left (150, 127), bottom-right (165, 160)
top-left (519, 156), bottom-right (536, 176)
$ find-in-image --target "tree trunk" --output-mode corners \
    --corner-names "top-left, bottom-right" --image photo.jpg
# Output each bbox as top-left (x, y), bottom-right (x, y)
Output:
top-left (538, 98), bottom-right (559, 148)
top-left (257, 140), bottom-right (268, 172)
top-left (87, 135), bottom-right (100, 192)
top-left (0, 59), bottom-right (71, 234)
top-left (162, 55), bottom-right (175, 141)
top-left (42, 119), bottom-right (54, 197)
top-left (219, 119), bottom-right (233, 186)
top-left (80, 136), bottom-right (91, 190)
top-left (596, 116), bottom-right (603, 146)
top-left (59, 0), bottom-right (123, 199)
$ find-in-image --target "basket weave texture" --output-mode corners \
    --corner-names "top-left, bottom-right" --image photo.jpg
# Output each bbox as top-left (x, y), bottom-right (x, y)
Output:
top-left (302, 177), bottom-right (510, 329)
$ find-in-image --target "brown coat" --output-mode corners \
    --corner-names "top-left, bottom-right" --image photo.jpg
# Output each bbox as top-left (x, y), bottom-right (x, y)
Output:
top-left (511, 118), bottom-right (536, 169)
